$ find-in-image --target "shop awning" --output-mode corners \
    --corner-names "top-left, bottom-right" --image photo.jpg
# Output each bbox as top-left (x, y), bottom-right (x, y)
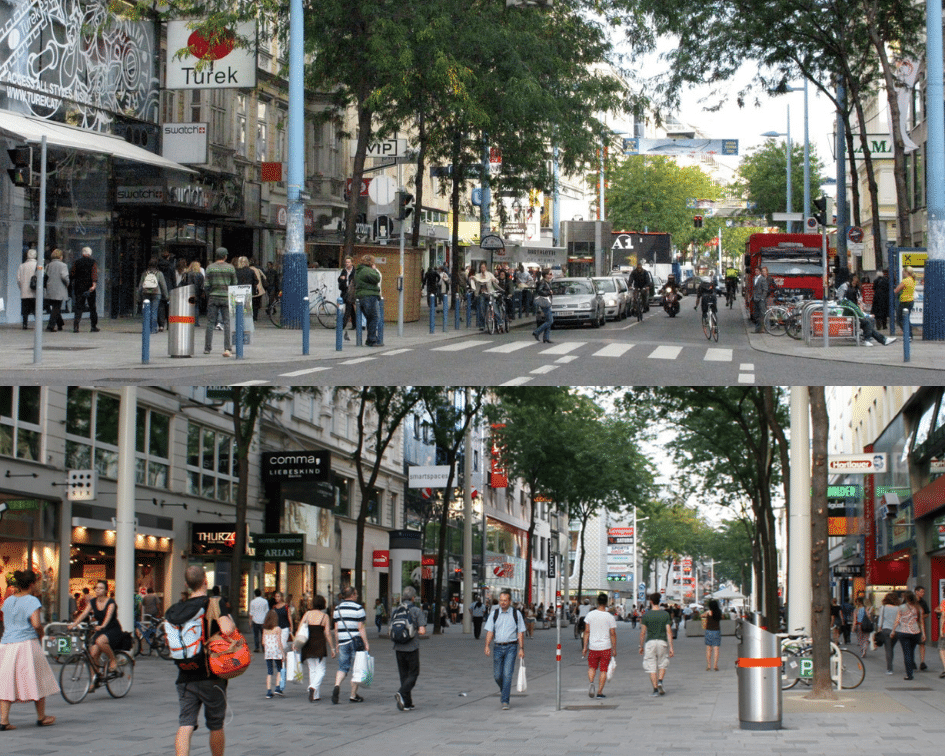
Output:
top-left (0, 108), bottom-right (195, 173)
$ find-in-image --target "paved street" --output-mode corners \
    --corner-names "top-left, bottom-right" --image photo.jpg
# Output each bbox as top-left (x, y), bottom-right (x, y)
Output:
top-left (2, 299), bottom-right (942, 386)
top-left (5, 620), bottom-right (943, 756)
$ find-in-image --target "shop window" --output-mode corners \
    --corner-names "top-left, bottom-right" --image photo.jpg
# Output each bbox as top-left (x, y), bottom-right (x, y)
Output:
top-left (257, 101), bottom-right (268, 162)
top-left (0, 386), bottom-right (42, 461)
top-left (332, 475), bottom-right (351, 517)
top-left (135, 407), bottom-right (171, 488)
top-left (186, 422), bottom-right (237, 502)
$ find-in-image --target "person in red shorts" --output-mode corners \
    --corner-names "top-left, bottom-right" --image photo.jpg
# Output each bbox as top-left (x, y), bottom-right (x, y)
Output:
top-left (582, 592), bottom-right (617, 698)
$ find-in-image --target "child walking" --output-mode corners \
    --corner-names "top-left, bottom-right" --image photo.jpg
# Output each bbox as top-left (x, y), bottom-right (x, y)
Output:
top-left (262, 609), bottom-right (285, 698)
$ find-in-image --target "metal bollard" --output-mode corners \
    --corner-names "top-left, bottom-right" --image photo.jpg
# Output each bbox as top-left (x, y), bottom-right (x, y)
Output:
top-left (302, 296), bottom-right (310, 356)
top-left (441, 292), bottom-right (448, 332)
top-left (336, 297), bottom-right (344, 351)
top-left (466, 290), bottom-right (472, 328)
top-left (235, 298), bottom-right (245, 360)
top-left (429, 294), bottom-right (436, 333)
top-left (735, 613), bottom-right (782, 730)
top-left (141, 299), bottom-right (151, 364)
top-left (355, 298), bottom-right (363, 346)
top-left (454, 292), bottom-right (461, 330)
top-left (378, 297), bottom-right (385, 345)
top-left (903, 310), bottom-right (911, 362)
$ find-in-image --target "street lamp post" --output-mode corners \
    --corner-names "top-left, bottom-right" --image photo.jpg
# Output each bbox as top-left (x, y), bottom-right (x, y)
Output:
top-left (786, 83), bottom-right (811, 224)
top-left (762, 105), bottom-right (793, 232)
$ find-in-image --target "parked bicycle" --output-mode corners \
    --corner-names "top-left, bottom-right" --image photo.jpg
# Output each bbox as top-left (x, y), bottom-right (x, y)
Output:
top-left (763, 295), bottom-right (806, 339)
top-left (133, 614), bottom-right (171, 659)
top-left (780, 636), bottom-right (864, 690)
top-left (267, 284), bottom-right (339, 329)
top-left (59, 624), bottom-right (135, 704)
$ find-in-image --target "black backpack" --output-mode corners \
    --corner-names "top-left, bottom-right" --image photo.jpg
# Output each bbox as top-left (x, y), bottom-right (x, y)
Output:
top-left (492, 606), bottom-right (522, 629)
top-left (389, 603), bottom-right (417, 644)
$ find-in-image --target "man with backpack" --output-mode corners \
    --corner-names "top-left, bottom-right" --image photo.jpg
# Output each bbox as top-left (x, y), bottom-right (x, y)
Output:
top-left (483, 590), bottom-right (526, 710)
top-left (470, 594), bottom-right (486, 639)
top-left (164, 565), bottom-right (237, 756)
top-left (390, 586), bottom-right (426, 711)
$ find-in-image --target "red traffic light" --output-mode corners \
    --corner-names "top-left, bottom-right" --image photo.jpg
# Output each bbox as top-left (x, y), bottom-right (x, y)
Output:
top-left (693, 215), bottom-right (703, 228)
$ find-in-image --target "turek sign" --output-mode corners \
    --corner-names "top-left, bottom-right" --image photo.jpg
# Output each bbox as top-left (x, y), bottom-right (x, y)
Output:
top-left (165, 21), bottom-right (257, 89)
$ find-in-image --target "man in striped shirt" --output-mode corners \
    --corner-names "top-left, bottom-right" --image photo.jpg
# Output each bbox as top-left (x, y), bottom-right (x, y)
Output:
top-left (332, 586), bottom-right (369, 704)
top-left (203, 247), bottom-right (237, 357)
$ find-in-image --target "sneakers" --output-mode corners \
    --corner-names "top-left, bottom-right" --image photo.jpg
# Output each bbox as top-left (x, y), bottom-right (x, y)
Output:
top-left (222, 350), bottom-right (231, 357)
top-left (532, 331), bottom-right (539, 341)
top-left (344, 332), bottom-right (350, 341)
top-left (90, 327), bottom-right (100, 332)
top-left (886, 670), bottom-right (893, 675)
top-left (395, 692), bottom-right (405, 711)
top-left (501, 703), bottom-right (510, 710)
top-left (885, 336), bottom-right (898, 345)
top-left (596, 693), bottom-right (607, 699)
top-left (651, 689), bottom-right (660, 697)
top-left (331, 685), bottom-right (340, 705)
top-left (920, 662), bottom-right (928, 671)
top-left (266, 690), bottom-right (273, 699)
top-left (657, 682), bottom-right (665, 696)
top-left (274, 689), bottom-right (285, 697)
top-left (589, 682), bottom-right (596, 699)
top-left (349, 695), bottom-right (364, 703)
top-left (215, 323), bottom-right (224, 331)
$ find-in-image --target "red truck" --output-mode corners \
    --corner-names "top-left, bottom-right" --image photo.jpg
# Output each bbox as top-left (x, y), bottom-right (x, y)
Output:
top-left (743, 233), bottom-right (828, 303)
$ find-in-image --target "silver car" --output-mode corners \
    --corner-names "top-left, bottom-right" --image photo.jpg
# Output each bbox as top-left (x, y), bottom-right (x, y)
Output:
top-left (593, 276), bottom-right (629, 321)
top-left (536, 277), bottom-right (606, 328)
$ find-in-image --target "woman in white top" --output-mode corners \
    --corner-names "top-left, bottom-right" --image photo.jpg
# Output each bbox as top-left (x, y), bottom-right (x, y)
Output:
top-left (878, 592), bottom-right (901, 674)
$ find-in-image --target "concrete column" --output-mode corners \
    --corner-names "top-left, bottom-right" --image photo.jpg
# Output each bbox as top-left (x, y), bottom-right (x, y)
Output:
top-left (788, 387), bottom-right (812, 635)
top-left (114, 387), bottom-right (137, 631)
top-left (462, 387), bottom-right (473, 634)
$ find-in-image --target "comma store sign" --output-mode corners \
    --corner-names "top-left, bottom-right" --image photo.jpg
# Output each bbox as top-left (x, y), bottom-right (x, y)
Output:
top-left (165, 20), bottom-right (257, 89)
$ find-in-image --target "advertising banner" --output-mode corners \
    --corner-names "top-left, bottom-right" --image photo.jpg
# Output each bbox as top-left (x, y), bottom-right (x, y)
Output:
top-left (165, 20), bottom-right (257, 89)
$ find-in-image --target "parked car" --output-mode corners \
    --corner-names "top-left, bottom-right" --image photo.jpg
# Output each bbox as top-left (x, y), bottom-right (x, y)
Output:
top-left (536, 277), bottom-right (606, 328)
top-left (650, 275), bottom-right (665, 305)
top-left (592, 276), bottom-right (629, 320)
top-left (679, 276), bottom-right (702, 297)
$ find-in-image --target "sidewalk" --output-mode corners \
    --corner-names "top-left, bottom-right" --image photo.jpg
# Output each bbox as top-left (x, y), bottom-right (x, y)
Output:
top-left (4, 621), bottom-right (941, 755)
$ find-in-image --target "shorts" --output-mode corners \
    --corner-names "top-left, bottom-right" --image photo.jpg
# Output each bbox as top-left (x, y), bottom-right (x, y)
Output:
top-left (338, 641), bottom-right (356, 673)
top-left (587, 648), bottom-right (612, 672)
top-left (642, 640), bottom-right (670, 674)
top-left (704, 630), bottom-right (721, 647)
top-left (177, 679), bottom-right (228, 731)
top-left (266, 659), bottom-right (283, 675)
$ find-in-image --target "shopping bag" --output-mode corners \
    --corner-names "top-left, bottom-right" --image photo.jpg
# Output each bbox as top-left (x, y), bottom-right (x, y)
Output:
top-left (285, 650), bottom-right (303, 684)
top-left (516, 661), bottom-right (527, 692)
top-left (293, 622), bottom-right (309, 652)
top-left (607, 656), bottom-right (616, 681)
top-left (352, 650), bottom-right (374, 686)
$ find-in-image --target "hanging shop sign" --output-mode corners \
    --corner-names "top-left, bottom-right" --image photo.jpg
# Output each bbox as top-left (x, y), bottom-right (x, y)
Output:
top-left (165, 20), bottom-right (257, 89)
top-left (373, 550), bottom-right (390, 568)
top-left (191, 523), bottom-right (237, 555)
top-left (827, 453), bottom-right (887, 473)
top-left (261, 451), bottom-right (331, 483)
top-left (251, 533), bottom-right (304, 562)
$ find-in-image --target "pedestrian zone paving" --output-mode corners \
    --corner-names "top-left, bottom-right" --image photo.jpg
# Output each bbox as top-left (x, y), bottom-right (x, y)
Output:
top-left (5, 621), bottom-right (943, 755)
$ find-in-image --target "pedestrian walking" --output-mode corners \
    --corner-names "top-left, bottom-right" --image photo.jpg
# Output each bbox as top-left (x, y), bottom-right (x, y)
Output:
top-left (936, 598), bottom-right (945, 678)
top-left (15, 249), bottom-right (38, 330)
top-left (270, 591), bottom-right (293, 694)
top-left (483, 590), bottom-right (526, 710)
top-left (751, 266), bottom-right (770, 332)
top-left (532, 269), bottom-right (555, 343)
top-left (878, 592), bottom-right (900, 674)
top-left (374, 598), bottom-right (385, 635)
top-left (338, 256), bottom-right (356, 339)
top-left (297, 595), bottom-right (334, 702)
top-left (703, 598), bottom-right (722, 671)
top-left (871, 269), bottom-right (890, 330)
top-left (853, 596), bottom-right (871, 657)
top-left (470, 594), bottom-right (486, 639)
top-left (166, 565), bottom-right (236, 756)
top-left (582, 592), bottom-right (617, 699)
top-left (249, 589), bottom-right (268, 652)
top-left (138, 257), bottom-right (170, 331)
top-left (891, 591), bottom-right (924, 680)
top-left (916, 586), bottom-right (930, 671)
top-left (70, 246), bottom-right (99, 332)
top-left (203, 247), bottom-right (236, 357)
top-left (331, 586), bottom-right (369, 704)
top-left (248, 258), bottom-right (266, 321)
top-left (0, 570), bottom-right (59, 730)
top-left (178, 261), bottom-right (205, 327)
top-left (639, 592), bottom-right (674, 696)
top-left (44, 249), bottom-right (69, 332)
top-left (391, 586), bottom-right (426, 712)
top-left (354, 254), bottom-right (382, 347)
top-left (262, 610), bottom-right (284, 698)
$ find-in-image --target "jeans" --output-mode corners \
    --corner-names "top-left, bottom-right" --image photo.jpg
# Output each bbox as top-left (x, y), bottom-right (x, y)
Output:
top-left (859, 317), bottom-right (888, 344)
top-left (360, 295), bottom-right (380, 345)
top-left (898, 632), bottom-right (920, 678)
top-left (205, 300), bottom-right (231, 352)
top-left (74, 290), bottom-right (98, 329)
top-left (521, 288), bottom-right (534, 315)
top-left (395, 648), bottom-right (420, 707)
top-left (476, 293), bottom-right (490, 329)
top-left (306, 656), bottom-right (327, 696)
top-left (882, 628), bottom-right (898, 671)
top-left (473, 616), bottom-right (483, 640)
top-left (899, 301), bottom-right (914, 338)
top-left (534, 302), bottom-right (553, 341)
top-left (492, 643), bottom-right (517, 704)
top-left (252, 622), bottom-right (263, 651)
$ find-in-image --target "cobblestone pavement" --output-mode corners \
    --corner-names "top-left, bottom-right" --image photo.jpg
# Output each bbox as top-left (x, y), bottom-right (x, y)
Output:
top-left (3, 620), bottom-right (943, 756)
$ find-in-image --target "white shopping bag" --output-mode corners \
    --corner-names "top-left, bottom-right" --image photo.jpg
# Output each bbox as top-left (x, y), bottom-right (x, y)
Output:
top-left (352, 650), bottom-right (374, 686)
top-left (285, 650), bottom-right (303, 684)
top-left (516, 661), bottom-right (527, 692)
top-left (607, 656), bottom-right (616, 681)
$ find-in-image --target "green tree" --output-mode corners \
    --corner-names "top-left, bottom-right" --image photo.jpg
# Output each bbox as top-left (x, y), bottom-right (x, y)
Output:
top-left (637, 500), bottom-right (712, 595)
top-left (734, 140), bottom-right (825, 229)
top-left (706, 519), bottom-right (755, 594)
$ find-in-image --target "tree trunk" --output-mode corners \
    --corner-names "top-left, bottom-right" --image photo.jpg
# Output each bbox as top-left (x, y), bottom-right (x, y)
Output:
top-left (852, 93), bottom-right (885, 272)
top-left (450, 129), bottom-right (462, 292)
top-left (432, 459), bottom-right (458, 634)
top-left (229, 388), bottom-right (247, 617)
top-left (807, 386), bottom-right (837, 699)
top-left (344, 102), bottom-right (374, 261)
top-left (411, 112), bottom-right (427, 248)
top-left (525, 485), bottom-right (537, 604)
top-left (576, 512), bottom-right (589, 602)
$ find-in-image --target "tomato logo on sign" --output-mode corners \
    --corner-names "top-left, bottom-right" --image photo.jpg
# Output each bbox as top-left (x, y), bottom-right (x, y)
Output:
top-left (187, 29), bottom-right (236, 61)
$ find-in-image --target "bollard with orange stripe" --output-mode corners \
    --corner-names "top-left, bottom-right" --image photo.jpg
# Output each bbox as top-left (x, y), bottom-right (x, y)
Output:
top-left (736, 657), bottom-right (782, 668)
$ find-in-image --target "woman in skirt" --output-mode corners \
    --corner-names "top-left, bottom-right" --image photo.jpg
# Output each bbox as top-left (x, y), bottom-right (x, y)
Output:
top-left (0, 570), bottom-right (59, 729)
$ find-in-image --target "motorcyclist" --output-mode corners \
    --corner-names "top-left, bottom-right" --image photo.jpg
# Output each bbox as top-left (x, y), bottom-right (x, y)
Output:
top-left (629, 262), bottom-right (652, 313)
top-left (694, 275), bottom-right (718, 319)
top-left (662, 275), bottom-right (680, 316)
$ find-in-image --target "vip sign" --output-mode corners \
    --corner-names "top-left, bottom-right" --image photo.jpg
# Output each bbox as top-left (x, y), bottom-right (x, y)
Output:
top-left (166, 21), bottom-right (257, 89)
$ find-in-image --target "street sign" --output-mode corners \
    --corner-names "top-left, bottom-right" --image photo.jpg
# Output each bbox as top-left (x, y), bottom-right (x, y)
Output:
top-left (847, 226), bottom-right (864, 243)
top-left (351, 138), bottom-right (407, 158)
top-left (773, 212), bottom-right (804, 221)
top-left (805, 216), bottom-right (819, 231)
top-left (251, 533), bottom-right (305, 561)
top-left (480, 234), bottom-right (504, 250)
top-left (367, 175), bottom-right (397, 204)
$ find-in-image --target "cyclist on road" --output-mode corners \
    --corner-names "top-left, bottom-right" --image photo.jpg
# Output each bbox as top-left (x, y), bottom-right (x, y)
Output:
top-left (694, 276), bottom-right (718, 319)
top-left (471, 262), bottom-right (499, 331)
top-left (724, 266), bottom-right (739, 305)
top-left (629, 262), bottom-right (651, 313)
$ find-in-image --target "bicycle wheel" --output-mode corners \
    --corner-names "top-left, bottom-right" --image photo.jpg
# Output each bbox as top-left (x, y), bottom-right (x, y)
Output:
top-left (786, 313), bottom-right (803, 340)
top-left (60, 656), bottom-right (91, 704)
top-left (702, 313), bottom-right (711, 340)
top-left (488, 304), bottom-right (496, 334)
top-left (313, 299), bottom-right (339, 329)
top-left (836, 649), bottom-right (865, 689)
top-left (267, 299), bottom-right (282, 328)
top-left (763, 306), bottom-right (788, 336)
top-left (132, 630), bottom-right (144, 657)
top-left (106, 651), bottom-right (135, 698)
top-left (712, 311), bottom-right (719, 341)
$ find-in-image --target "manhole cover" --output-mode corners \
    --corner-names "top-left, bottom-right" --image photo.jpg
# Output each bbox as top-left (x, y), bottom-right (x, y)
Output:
top-left (564, 705), bottom-right (618, 710)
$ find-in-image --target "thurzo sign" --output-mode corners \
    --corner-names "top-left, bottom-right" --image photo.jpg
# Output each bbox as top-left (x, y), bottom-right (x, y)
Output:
top-left (408, 465), bottom-right (452, 488)
top-left (165, 20), bottom-right (257, 89)
top-left (827, 453), bottom-right (887, 473)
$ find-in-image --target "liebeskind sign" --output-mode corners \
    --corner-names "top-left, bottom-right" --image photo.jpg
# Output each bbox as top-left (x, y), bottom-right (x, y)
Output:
top-left (261, 451), bottom-right (330, 482)
top-left (826, 453), bottom-right (887, 473)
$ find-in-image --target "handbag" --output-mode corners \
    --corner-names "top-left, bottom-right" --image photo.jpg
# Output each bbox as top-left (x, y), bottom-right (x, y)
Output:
top-left (293, 620), bottom-right (310, 652)
top-left (860, 612), bottom-right (874, 634)
top-left (701, 615), bottom-right (708, 630)
top-left (516, 661), bottom-right (527, 692)
top-left (873, 630), bottom-right (884, 647)
top-left (205, 597), bottom-right (251, 679)
top-left (285, 649), bottom-right (303, 684)
top-left (534, 295), bottom-right (551, 309)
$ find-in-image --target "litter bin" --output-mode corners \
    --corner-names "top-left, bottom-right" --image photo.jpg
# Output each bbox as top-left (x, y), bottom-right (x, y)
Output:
top-left (168, 284), bottom-right (196, 358)
top-left (736, 612), bottom-right (782, 730)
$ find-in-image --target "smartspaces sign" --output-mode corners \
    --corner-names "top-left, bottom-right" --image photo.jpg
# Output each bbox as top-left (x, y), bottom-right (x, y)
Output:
top-left (165, 20), bottom-right (257, 90)
top-left (408, 465), bottom-right (452, 488)
top-left (261, 451), bottom-right (331, 483)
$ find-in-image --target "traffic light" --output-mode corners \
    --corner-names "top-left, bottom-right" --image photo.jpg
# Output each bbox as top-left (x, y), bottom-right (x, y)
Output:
top-left (813, 195), bottom-right (833, 227)
top-left (693, 215), bottom-right (703, 228)
top-left (396, 191), bottom-right (414, 220)
top-left (7, 146), bottom-right (31, 188)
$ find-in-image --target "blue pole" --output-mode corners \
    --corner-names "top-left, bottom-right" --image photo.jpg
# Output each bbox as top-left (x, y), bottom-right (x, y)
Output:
top-left (141, 300), bottom-right (150, 364)
top-left (282, 0), bottom-right (307, 330)
top-left (336, 297), bottom-right (344, 351)
top-left (903, 306), bottom-right (911, 362)
top-left (235, 300), bottom-right (244, 360)
top-left (454, 293), bottom-right (461, 330)
top-left (378, 298), bottom-right (385, 345)
top-left (441, 292), bottom-right (447, 332)
top-left (355, 299), bottom-right (363, 346)
top-left (429, 294), bottom-right (435, 333)
top-left (302, 296), bottom-right (310, 355)
top-left (466, 290), bottom-right (472, 328)
top-left (925, 0), bottom-right (945, 340)
top-left (803, 80), bottom-right (810, 223)
top-left (889, 255), bottom-right (899, 337)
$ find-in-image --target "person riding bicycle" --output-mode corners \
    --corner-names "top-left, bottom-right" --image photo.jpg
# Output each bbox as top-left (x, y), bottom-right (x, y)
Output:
top-left (629, 262), bottom-right (651, 312)
top-left (724, 267), bottom-right (739, 303)
top-left (694, 276), bottom-right (718, 318)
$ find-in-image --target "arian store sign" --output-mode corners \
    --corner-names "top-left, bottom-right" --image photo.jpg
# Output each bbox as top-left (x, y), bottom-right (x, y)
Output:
top-left (165, 20), bottom-right (257, 90)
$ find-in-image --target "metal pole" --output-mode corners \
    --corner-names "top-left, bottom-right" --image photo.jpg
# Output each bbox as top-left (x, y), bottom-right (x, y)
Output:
top-left (787, 387), bottom-right (812, 635)
top-left (803, 81), bottom-right (811, 223)
top-left (836, 80), bottom-right (849, 279)
top-left (481, 135), bottom-right (491, 253)
top-left (553, 145), bottom-right (560, 246)
top-left (115, 387), bottom-right (137, 632)
top-left (786, 105), bottom-right (792, 233)
top-left (398, 201), bottom-right (405, 338)
top-left (822, 215), bottom-right (829, 348)
top-left (599, 138), bottom-right (605, 221)
top-left (463, 387), bottom-right (473, 635)
top-left (925, 0), bottom-right (945, 339)
top-left (282, 0), bottom-right (307, 329)
top-left (32, 136), bottom-right (47, 364)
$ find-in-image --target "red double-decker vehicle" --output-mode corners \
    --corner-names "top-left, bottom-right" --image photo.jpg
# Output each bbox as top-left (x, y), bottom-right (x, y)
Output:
top-left (743, 233), bottom-right (828, 302)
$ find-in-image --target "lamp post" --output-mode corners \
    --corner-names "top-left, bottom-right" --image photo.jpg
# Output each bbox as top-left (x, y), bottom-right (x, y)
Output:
top-left (762, 105), bottom-right (792, 231)
top-left (786, 83), bottom-right (810, 224)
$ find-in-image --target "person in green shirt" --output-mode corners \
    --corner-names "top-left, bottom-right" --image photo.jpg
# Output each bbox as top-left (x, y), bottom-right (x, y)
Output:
top-left (639, 592), bottom-right (674, 697)
top-left (836, 298), bottom-right (897, 346)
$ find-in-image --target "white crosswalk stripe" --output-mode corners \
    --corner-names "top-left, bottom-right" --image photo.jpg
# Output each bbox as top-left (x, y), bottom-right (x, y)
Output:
top-left (593, 343), bottom-right (635, 357)
top-left (704, 348), bottom-right (733, 362)
top-left (432, 340), bottom-right (491, 351)
top-left (499, 377), bottom-right (533, 386)
top-left (230, 380), bottom-right (269, 386)
top-left (484, 342), bottom-right (537, 353)
top-left (530, 365), bottom-right (559, 375)
top-left (280, 367), bottom-right (331, 377)
top-left (381, 349), bottom-right (413, 356)
top-left (340, 357), bottom-right (376, 365)
top-left (539, 341), bottom-right (586, 355)
top-left (648, 345), bottom-right (683, 360)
